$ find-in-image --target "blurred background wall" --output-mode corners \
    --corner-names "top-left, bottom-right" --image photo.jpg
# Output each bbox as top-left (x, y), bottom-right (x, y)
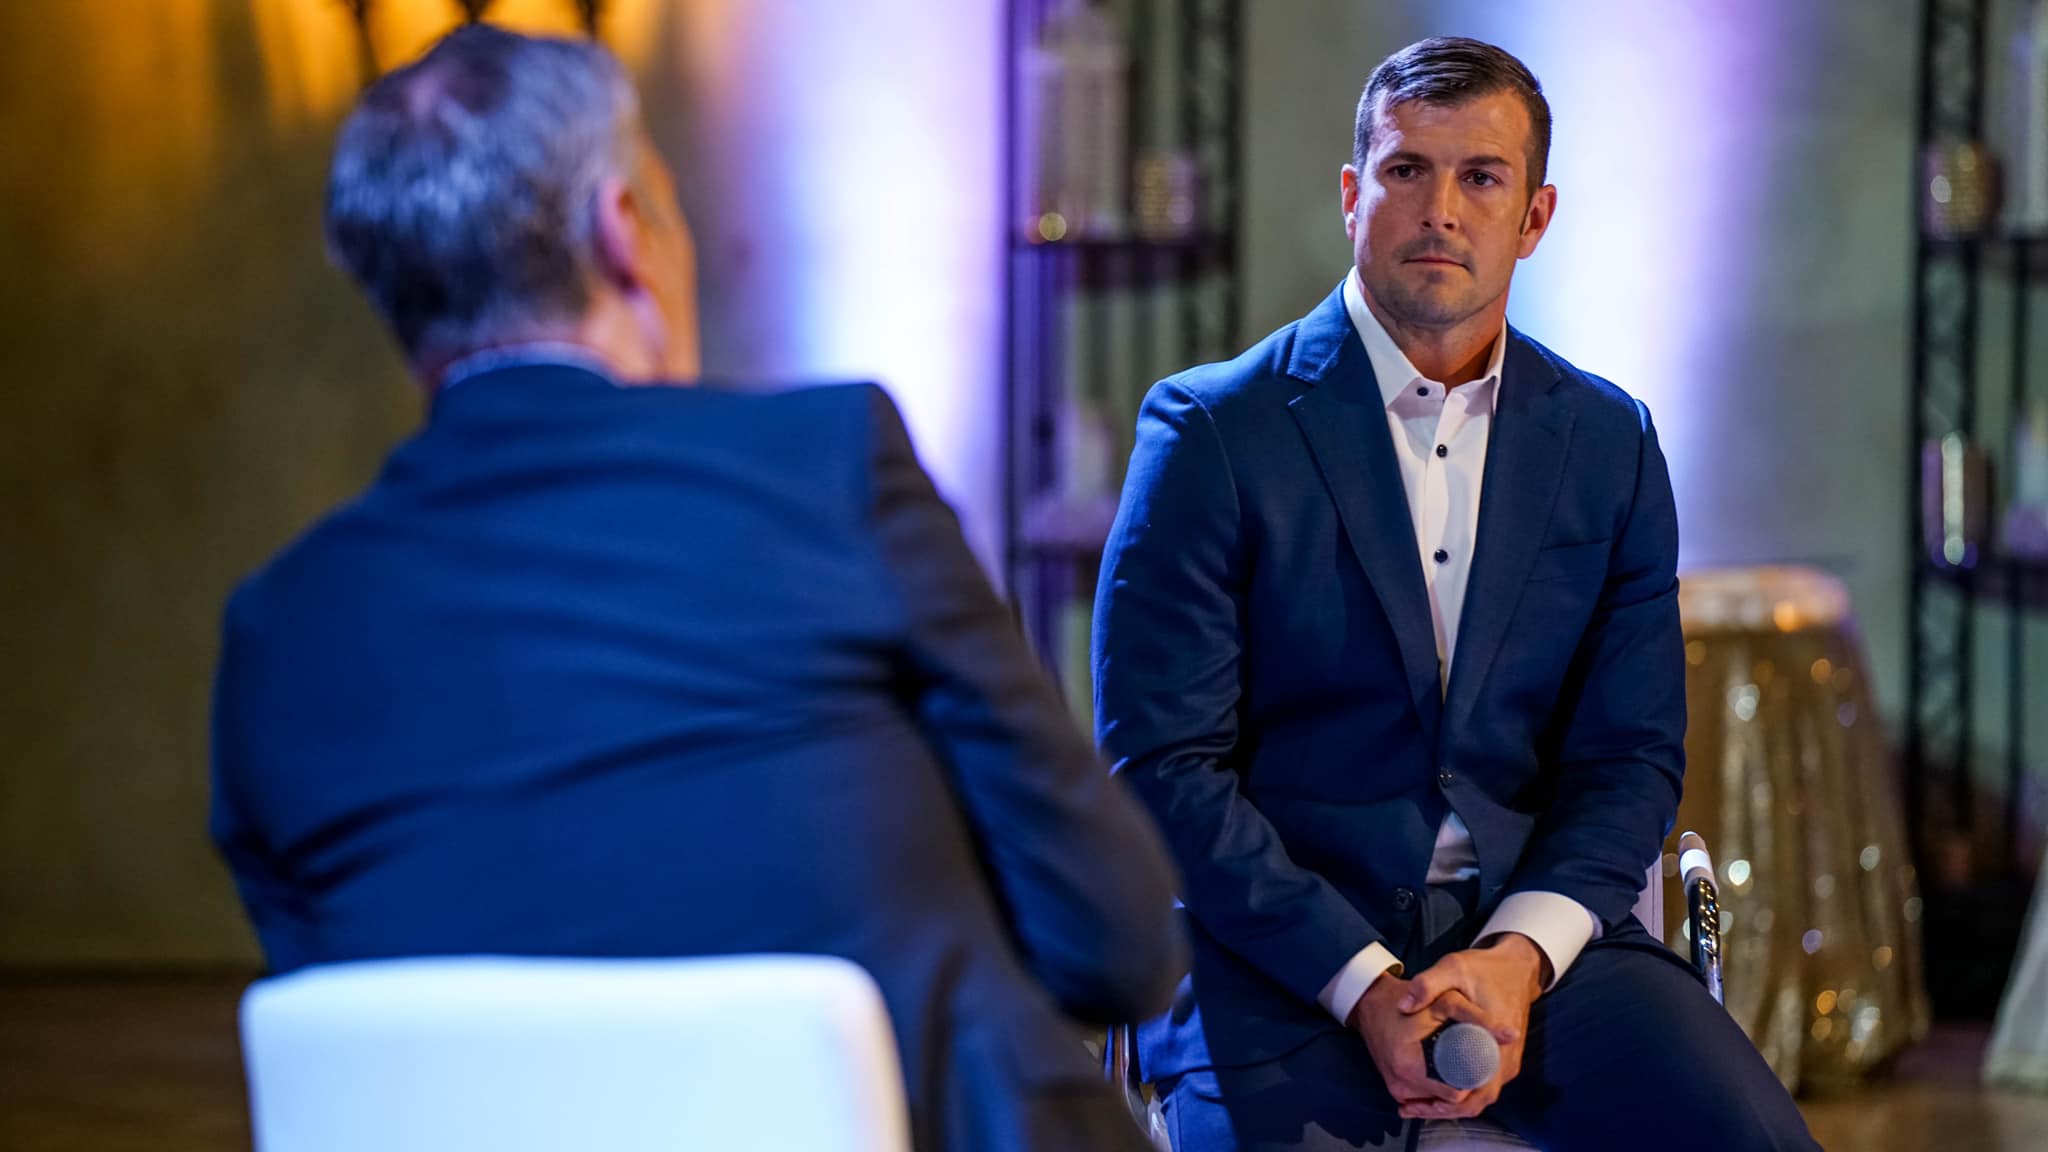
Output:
top-left (0, 1), bottom-right (416, 965)
top-left (0, 0), bottom-right (1003, 966)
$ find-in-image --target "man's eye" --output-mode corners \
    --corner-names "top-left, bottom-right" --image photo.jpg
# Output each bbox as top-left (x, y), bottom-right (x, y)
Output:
top-left (1467, 171), bottom-right (1498, 187)
top-left (1390, 164), bottom-right (1420, 179)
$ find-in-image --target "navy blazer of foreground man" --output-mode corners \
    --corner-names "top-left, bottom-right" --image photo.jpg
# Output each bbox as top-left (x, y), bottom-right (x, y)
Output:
top-left (212, 363), bottom-right (1186, 1152)
top-left (1093, 285), bottom-right (1686, 1078)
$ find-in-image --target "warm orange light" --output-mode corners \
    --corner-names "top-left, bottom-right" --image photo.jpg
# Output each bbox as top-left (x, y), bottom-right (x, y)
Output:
top-left (483, 0), bottom-right (664, 70)
top-left (48, 0), bottom-right (224, 200)
top-left (478, 0), bottom-right (586, 37)
top-left (250, 0), bottom-right (363, 125)
top-left (248, 0), bottom-right (666, 117)
top-left (371, 4), bottom-right (464, 74)
top-left (1771, 600), bottom-right (1801, 633)
top-left (598, 0), bottom-right (663, 70)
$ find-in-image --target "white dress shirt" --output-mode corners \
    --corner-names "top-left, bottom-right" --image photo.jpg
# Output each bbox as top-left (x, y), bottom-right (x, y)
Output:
top-left (1315, 269), bottom-right (1599, 1026)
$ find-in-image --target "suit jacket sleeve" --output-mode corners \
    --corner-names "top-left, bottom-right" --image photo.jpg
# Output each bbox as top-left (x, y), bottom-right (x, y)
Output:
top-left (1511, 401), bottom-right (1687, 929)
top-left (863, 385), bottom-right (1186, 1025)
top-left (209, 591), bottom-right (307, 973)
top-left (1093, 379), bottom-right (1384, 1007)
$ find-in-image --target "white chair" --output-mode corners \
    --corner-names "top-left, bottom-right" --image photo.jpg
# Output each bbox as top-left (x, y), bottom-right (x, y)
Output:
top-left (1114, 835), bottom-right (1726, 1152)
top-left (240, 954), bottom-right (911, 1152)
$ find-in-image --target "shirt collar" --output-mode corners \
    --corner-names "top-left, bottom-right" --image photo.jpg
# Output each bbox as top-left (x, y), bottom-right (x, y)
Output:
top-left (1342, 267), bottom-right (1505, 413)
top-left (436, 342), bottom-right (620, 392)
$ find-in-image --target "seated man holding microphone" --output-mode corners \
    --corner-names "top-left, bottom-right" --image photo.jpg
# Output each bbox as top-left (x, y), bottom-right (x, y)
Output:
top-left (1092, 36), bottom-right (1816, 1152)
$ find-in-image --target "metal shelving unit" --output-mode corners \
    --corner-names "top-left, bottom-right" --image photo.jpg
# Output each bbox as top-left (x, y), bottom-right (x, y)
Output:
top-left (1001, 0), bottom-right (1244, 696)
top-left (1907, 0), bottom-right (2045, 1016)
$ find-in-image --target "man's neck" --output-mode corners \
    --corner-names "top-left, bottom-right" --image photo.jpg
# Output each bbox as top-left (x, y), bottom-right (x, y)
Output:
top-left (431, 340), bottom-right (620, 392)
top-left (418, 324), bottom-right (612, 391)
top-left (415, 300), bottom-right (696, 392)
top-left (572, 295), bottom-right (683, 384)
top-left (1359, 283), bottom-right (1505, 388)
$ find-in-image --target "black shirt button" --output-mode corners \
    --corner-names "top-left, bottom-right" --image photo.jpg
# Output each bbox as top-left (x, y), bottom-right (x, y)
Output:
top-left (1433, 549), bottom-right (1449, 564)
top-left (1436, 444), bottom-right (1448, 458)
top-left (1393, 887), bottom-right (1417, 911)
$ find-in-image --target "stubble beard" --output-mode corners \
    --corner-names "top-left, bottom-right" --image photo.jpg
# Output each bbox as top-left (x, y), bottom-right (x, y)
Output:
top-left (1374, 270), bottom-right (1484, 331)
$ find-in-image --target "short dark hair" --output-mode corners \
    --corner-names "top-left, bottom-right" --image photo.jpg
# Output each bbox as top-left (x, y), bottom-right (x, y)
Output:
top-left (324, 25), bottom-right (640, 362)
top-left (1352, 37), bottom-right (1551, 196)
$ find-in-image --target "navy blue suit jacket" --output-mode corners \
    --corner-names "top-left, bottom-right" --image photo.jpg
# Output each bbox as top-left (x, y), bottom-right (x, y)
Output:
top-left (212, 364), bottom-right (1186, 1152)
top-left (1092, 286), bottom-right (1686, 1078)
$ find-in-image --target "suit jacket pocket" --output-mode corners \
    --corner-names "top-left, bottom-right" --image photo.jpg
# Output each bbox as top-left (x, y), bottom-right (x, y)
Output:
top-left (1526, 537), bottom-right (1611, 583)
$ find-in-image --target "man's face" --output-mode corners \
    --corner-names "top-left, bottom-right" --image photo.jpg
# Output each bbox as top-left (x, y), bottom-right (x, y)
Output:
top-left (1342, 90), bottom-right (1555, 331)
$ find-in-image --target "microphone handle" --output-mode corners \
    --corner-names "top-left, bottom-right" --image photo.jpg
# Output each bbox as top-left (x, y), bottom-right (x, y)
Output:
top-left (1422, 1027), bottom-right (1447, 1082)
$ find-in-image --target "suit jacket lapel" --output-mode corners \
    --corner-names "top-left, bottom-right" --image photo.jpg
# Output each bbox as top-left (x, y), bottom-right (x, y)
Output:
top-left (1443, 331), bottom-right (1574, 735)
top-left (1285, 287), bottom-right (1443, 742)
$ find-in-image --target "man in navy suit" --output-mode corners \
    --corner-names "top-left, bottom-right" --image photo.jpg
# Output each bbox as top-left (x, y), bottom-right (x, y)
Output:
top-left (1093, 37), bottom-right (1816, 1151)
top-left (211, 26), bottom-right (1184, 1152)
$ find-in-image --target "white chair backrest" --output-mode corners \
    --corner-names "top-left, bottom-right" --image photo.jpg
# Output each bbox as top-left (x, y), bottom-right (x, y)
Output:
top-left (240, 954), bottom-right (910, 1152)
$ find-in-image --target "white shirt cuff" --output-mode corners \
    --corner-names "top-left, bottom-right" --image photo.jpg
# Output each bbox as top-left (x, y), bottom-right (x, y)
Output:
top-left (1476, 891), bottom-right (1600, 990)
top-left (1317, 942), bottom-right (1403, 1024)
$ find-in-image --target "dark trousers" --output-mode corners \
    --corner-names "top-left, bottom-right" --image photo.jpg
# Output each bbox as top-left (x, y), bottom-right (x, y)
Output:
top-left (1155, 885), bottom-right (1820, 1152)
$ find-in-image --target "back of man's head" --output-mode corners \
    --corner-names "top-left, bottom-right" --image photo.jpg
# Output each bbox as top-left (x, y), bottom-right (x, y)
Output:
top-left (324, 25), bottom-right (640, 366)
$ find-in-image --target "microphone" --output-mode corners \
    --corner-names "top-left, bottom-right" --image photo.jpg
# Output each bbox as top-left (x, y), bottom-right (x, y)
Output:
top-left (1422, 1021), bottom-right (1500, 1090)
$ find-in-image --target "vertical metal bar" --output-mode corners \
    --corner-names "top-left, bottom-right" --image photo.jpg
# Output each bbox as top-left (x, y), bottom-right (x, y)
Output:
top-left (1178, 0), bottom-right (1201, 366)
top-left (2009, 240), bottom-right (2032, 871)
top-left (1907, 0), bottom-right (1936, 868)
top-left (1131, 0), bottom-right (1155, 160)
top-left (1130, 0), bottom-right (1157, 382)
top-left (1952, 0), bottom-right (1988, 838)
top-left (1135, 251), bottom-right (1157, 392)
top-left (1034, 243), bottom-right (1073, 674)
top-left (1910, 0), bottom-right (1994, 863)
top-left (1221, 0), bottom-right (1243, 349)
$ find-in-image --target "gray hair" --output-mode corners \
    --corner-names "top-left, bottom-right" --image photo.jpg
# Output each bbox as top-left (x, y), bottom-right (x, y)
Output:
top-left (1354, 37), bottom-right (1551, 197)
top-left (324, 24), bottom-right (642, 362)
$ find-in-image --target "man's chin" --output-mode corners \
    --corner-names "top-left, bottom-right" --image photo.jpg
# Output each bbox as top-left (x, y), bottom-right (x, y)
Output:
top-left (1385, 294), bottom-right (1470, 329)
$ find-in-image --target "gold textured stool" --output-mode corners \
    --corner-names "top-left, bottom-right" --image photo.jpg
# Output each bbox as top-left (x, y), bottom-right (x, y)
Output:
top-left (1672, 566), bottom-right (1930, 1091)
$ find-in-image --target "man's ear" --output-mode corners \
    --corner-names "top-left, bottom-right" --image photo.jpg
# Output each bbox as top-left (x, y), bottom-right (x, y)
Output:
top-left (1341, 164), bottom-right (1361, 241)
top-left (590, 175), bottom-right (647, 292)
top-left (1517, 184), bottom-right (1557, 256)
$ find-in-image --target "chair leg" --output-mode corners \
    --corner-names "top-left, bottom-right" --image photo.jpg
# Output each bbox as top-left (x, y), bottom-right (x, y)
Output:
top-left (1105, 1024), bottom-right (1173, 1150)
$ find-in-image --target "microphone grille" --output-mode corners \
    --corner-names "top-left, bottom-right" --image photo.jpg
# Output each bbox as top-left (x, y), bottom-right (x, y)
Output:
top-left (1432, 1022), bottom-right (1500, 1091)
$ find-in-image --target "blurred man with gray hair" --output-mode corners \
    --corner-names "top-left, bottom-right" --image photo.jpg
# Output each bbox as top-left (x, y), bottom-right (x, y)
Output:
top-left (212, 25), bottom-right (1183, 1151)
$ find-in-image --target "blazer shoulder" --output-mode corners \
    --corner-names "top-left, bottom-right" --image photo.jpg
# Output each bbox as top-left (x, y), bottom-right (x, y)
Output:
top-left (225, 482), bottom-right (385, 635)
top-left (756, 380), bottom-right (903, 454)
top-left (1515, 331), bottom-right (1656, 434)
top-left (1152, 319), bottom-right (1308, 423)
top-left (619, 381), bottom-right (889, 488)
top-left (633, 377), bottom-right (880, 434)
top-left (750, 380), bottom-right (919, 475)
